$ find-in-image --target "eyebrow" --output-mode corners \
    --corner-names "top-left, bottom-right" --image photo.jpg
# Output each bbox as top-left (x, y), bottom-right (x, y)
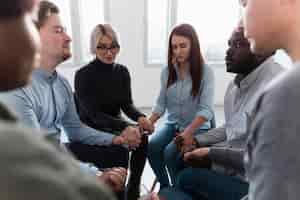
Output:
top-left (52, 25), bottom-right (66, 31)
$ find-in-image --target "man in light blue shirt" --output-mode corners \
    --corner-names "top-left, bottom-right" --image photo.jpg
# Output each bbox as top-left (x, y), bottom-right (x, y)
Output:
top-left (0, 0), bottom-right (127, 199)
top-left (0, 0), bottom-right (140, 185)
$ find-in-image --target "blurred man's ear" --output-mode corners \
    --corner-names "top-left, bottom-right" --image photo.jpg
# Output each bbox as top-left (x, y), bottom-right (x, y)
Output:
top-left (239, 0), bottom-right (247, 7)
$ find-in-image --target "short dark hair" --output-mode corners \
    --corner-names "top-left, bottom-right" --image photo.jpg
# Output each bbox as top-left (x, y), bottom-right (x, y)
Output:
top-left (0, 0), bottom-right (28, 19)
top-left (35, 1), bottom-right (59, 29)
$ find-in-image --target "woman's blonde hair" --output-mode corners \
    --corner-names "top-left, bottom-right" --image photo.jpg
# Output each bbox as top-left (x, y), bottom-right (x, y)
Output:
top-left (90, 24), bottom-right (120, 55)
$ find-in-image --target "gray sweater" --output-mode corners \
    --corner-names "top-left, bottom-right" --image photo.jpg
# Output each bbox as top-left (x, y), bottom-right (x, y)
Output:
top-left (195, 57), bottom-right (284, 179)
top-left (245, 63), bottom-right (300, 200)
top-left (0, 102), bottom-right (115, 200)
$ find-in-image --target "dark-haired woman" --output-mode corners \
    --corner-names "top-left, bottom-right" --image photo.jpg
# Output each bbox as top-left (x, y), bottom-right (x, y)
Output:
top-left (148, 24), bottom-right (215, 189)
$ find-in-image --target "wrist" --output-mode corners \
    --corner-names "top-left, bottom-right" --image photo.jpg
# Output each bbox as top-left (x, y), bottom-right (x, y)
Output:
top-left (113, 136), bottom-right (123, 145)
top-left (183, 129), bottom-right (194, 136)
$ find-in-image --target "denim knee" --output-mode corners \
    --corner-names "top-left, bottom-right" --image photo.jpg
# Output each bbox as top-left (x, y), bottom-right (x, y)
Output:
top-left (175, 168), bottom-right (194, 188)
top-left (147, 138), bottom-right (161, 158)
top-left (163, 142), bottom-right (178, 164)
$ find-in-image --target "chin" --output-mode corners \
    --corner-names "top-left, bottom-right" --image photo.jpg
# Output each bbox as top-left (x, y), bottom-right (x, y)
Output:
top-left (103, 60), bottom-right (114, 64)
top-left (250, 42), bottom-right (272, 55)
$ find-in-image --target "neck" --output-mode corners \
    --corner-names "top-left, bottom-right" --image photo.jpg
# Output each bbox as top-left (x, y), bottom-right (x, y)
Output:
top-left (238, 56), bottom-right (268, 78)
top-left (40, 54), bottom-right (60, 73)
top-left (178, 62), bottom-right (189, 79)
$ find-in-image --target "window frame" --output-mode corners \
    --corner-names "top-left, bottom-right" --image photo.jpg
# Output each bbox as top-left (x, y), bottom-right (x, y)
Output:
top-left (144, 0), bottom-right (242, 68)
top-left (59, 0), bottom-right (109, 68)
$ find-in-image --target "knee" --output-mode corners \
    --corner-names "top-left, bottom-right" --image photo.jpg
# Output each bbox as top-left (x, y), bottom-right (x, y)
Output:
top-left (175, 169), bottom-right (194, 188)
top-left (148, 138), bottom-right (161, 157)
top-left (163, 142), bottom-right (178, 164)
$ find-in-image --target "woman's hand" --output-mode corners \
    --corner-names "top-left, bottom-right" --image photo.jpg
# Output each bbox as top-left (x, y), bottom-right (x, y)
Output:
top-left (138, 116), bottom-right (155, 134)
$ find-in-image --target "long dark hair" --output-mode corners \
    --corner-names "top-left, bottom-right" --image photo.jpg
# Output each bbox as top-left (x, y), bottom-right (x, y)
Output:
top-left (167, 24), bottom-right (205, 98)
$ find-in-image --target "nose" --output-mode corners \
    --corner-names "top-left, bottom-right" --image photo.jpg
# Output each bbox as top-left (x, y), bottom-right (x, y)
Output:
top-left (173, 47), bottom-right (181, 56)
top-left (106, 50), bottom-right (113, 56)
top-left (64, 32), bottom-right (72, 42)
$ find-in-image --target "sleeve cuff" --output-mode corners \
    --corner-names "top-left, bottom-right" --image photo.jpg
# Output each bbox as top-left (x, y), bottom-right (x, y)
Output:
top-left (196, 109), bottom-right (213, 121)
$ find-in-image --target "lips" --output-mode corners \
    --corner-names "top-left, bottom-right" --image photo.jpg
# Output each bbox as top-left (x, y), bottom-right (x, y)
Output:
top-left (105, 56), bottom-right (113, 59)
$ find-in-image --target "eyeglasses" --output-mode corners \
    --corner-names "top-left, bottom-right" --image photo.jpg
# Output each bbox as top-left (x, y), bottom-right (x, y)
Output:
top-left (96, 43), bottom-right (120, 53)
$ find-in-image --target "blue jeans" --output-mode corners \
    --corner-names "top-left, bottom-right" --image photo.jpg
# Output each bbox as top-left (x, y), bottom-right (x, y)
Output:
top-left (148, 123), bottom-right (177, 187)
top-left (176, 167), bottom-right (249, 200)
top-left (158, 187), bottom-right (193, 200)
top-left (148, 122), bottom-right (207, 186)
top-left (164, 129), bottom-right (208, 185)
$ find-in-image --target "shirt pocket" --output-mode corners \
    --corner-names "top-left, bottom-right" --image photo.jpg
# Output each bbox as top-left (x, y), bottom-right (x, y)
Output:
top-left (226, 112), bottom-right (249, 141)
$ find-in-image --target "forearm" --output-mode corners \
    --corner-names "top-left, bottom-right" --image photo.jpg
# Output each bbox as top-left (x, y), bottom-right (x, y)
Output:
top-left (195, 125), bottom-right (226, 147)
top-left (122, 103), bottom-right (145, 122)
top-left (208, 147), bottom-right (245, 173)
top-left (93, 112), bottom-right (131, 133)
top-left (184, 116), bottom-right (207, 135)
top-left (66, 125), bottom-right (115, 146)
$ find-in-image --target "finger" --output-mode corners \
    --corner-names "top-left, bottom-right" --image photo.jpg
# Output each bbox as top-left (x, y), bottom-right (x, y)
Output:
top-left (183, 152), bottom-right (192, 161)
top-left (111, 168), bottom-right (127, 177)
top-left (107, 173), bottom-right (125, 187)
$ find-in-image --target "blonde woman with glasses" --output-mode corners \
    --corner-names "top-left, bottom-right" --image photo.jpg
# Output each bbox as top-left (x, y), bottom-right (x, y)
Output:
top-left (73, 24), bottom-right (154, 200)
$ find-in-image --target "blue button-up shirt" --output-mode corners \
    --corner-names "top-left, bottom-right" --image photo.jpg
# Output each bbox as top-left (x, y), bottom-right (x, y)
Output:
top-left (0, 68), bottom-right (114, 146)
top-left (153, 64), bottom-right (215, 131)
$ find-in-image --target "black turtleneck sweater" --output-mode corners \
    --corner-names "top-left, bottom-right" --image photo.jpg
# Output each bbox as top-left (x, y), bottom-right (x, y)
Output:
top-left (74, 59), bottom-right (145, 134)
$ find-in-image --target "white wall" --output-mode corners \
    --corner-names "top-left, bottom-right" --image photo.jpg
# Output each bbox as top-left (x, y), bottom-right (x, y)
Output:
top-left (58, 0), bottom-right (292, 108)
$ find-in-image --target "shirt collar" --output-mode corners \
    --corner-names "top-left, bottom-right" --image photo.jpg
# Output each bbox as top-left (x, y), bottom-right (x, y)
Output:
top-left (236, 57), bottom-right (275, 90)
top-left (33, 68), bottom-right (58, 82)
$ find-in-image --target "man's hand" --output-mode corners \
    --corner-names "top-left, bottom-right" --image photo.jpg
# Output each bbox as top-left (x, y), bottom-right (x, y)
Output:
top-left (121, 126), bottom-right (141, 149)
top-left (97, 167), bottom-right (127, 192)
top-left (174, 131), bottom-right (197, 154)
top-left (183, 147), bottom-right (211, 168)
top-left (138, 116), bottom-right (155, 134)
top-left (112, 135), bottom-right (125, 145)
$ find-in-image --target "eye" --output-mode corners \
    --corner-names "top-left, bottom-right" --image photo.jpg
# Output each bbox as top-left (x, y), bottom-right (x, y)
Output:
top-left (54, 27), bottom-right (67, 34)
top-left (179, 44), bottom-right (187, 48)
top-left (97, 45), bottom-right (107, 50)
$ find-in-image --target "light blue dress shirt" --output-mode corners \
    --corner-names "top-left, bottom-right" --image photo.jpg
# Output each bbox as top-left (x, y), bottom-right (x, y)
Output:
top-left (0, 68), bottom-right (114, 146)
top-left (152, 64), bottom-right (215, 131)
